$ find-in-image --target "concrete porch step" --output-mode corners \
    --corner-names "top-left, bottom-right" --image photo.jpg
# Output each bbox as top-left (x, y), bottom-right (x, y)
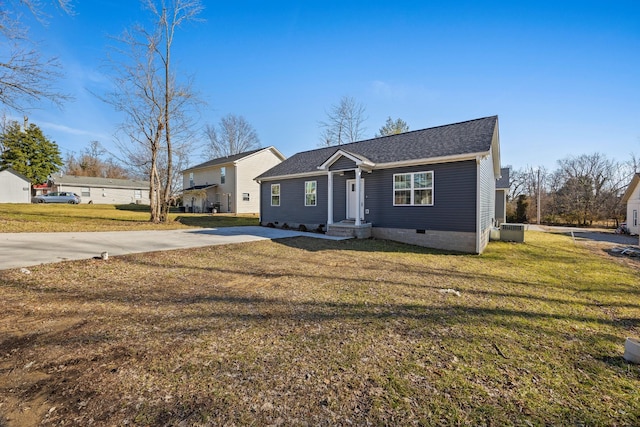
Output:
top-left (326, 223), bottom-right (372, 239)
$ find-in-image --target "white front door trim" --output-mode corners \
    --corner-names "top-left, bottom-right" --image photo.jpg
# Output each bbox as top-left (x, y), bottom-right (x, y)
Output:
top-left (346, 177), bottom-right (364, 222)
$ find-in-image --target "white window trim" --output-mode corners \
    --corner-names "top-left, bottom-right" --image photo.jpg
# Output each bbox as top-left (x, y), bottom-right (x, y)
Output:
top-left (393, 171), bottom-right (434, 206)
top-left (270, 184), bottom-right (280, 207)
top-left (243, 192), bottom-right (250, 202)
top-left (304, 180), bottom-right (317, 207)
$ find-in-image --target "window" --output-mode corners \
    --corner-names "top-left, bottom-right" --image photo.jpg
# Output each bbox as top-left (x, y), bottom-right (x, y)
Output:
top-left (305, 181), bottom-right (317, 206)
top-left (81, 187), bottom-right (90, 197)
top-left (243, 193), bottom-right (250, 202)
top-left (220, 167), bottom-right (226, 184)
top-left (271, 184), bottom-right (280, 206)
top-left (134, 189), bottom-right (142, 199)
top-left (393, 171), bottom-right (433, 206)
top-left (189, 172), bottom-right (194, 188)
top-left (634, 210), bottom-right (638, 227)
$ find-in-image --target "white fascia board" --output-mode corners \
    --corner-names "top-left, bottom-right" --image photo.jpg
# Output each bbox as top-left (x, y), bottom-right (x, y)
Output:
top-left (373, 151), bottom-right (488, 170)
top-left (317, 149), bottom-right (375, 171)
top-left (257, 170), bottom-right (327, 182)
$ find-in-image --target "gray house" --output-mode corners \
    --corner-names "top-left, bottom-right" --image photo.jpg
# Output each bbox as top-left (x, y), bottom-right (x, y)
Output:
top-left (495, 167), bottom-right (510, 225)
top-left (256, 116), bottom-right (502, 254)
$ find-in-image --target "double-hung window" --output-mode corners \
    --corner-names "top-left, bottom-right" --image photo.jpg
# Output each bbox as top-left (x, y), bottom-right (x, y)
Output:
top-left (271, 184), bottom-right (280, 206)
top-left (220, 167), bottom-right (226, 184)
top-left (393, 171), bottom-right (433, 206)
top-left (305, 181), bottom-right (317, 206)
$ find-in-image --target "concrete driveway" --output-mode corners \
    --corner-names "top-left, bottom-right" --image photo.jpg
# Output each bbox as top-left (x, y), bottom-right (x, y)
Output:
top-left (526, 224), bottom-right (639, 246)
top-left (0, 226), bottom-right (346, 270)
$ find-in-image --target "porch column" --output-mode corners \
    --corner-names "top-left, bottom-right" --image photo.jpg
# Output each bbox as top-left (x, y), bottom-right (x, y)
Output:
top-left (355, 167), bottom-right (362, 226)
top-left (327, 171), bottom-right (334, 225)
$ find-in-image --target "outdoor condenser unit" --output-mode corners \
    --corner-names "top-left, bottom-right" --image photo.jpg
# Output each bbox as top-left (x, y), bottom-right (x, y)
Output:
top-left (500, 223), bottom-right (525, 243)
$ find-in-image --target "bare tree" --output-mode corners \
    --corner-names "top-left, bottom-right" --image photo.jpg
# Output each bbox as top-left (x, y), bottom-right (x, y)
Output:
top-left (204, 114), bottom-right (261, 158)
top-left (103, 0), bottom-right (203, 223)
top-left (65, 140), bottom-right (130, 178)
top-left (549, 153), bottom-right (630, 225)
top-left (318, 95), bottom-right (367, 146)
top-left (0, 1), bottom-right (72, 111)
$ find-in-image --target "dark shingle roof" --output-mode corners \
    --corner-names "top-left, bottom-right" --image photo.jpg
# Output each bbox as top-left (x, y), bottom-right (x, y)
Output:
top-left (50, 174), bottom-right (149, 189)
top-left (496, 167), bottom-right (510, 189)
top-left (184, 148), bottom-right (265, 171)
top-left (257, 116), bottom-right (498, 179)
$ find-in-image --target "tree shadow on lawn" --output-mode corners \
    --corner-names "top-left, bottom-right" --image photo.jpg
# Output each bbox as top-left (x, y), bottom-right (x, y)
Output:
top-left (2, 259), bottom-right (639, 425)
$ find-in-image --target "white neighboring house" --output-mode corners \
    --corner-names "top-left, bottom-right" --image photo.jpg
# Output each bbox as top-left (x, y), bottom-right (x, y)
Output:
top-left (182, 146), bottom-right (285, 214)
top-left (0, 168), bottom-right (31, 203)
top-left (49, 174), bottom-right (151, 205)
top-left (622, 172), bottom-right (640, 235)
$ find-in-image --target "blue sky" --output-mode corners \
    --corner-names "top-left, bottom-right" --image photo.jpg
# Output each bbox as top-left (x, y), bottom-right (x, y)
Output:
top-left (18, 0), bottom-right (640, 172)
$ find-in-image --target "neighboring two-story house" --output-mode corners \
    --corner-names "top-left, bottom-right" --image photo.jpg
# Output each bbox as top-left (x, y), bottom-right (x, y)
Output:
top-left (182, 147), bottom-right (285, 214)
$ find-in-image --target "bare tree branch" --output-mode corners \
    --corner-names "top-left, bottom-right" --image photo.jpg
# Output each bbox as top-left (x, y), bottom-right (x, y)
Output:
top-left (205, 114), bottom-right (261, 158)
top-left (100, 0), bottom-right (203, 222)
top-left (0, 0), bottom-right (73, 111)
top-left (318, 95), bottom-right (367, 146)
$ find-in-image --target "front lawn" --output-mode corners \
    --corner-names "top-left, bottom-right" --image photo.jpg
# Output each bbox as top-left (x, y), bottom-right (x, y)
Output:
top-left (0, 203), bottom-right (259, 232)
top-left (0, 232), bottom-right (638, 425)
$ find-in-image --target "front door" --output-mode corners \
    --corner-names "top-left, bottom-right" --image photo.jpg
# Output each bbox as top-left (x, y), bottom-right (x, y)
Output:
top-left (346, 179), bottom-right (364, 220)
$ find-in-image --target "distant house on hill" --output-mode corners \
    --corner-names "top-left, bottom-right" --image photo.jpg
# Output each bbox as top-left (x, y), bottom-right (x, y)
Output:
top-left (0, 168), bottom-right (31, 203)
top-left (49, 174), bottom-right (151, 205)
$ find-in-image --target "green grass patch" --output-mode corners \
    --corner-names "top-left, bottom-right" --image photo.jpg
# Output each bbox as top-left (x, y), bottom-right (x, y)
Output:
top-left (0, 231), bottom-right (638, 425)
top-left (0, 203), bottom-right (258, 232)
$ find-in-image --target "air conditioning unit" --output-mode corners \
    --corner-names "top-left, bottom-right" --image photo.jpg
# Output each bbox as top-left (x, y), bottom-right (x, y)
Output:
top-left (500, 223), bottom-right (525, 243)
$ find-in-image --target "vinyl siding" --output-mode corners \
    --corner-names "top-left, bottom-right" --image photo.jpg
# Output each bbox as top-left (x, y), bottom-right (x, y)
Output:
top-left (477, 153), bottom-right (496, 252)
top-left (234, 150), bottom-right (283, 213)
top-left (329, 156), bottom-right (357, 171)
top-left (260, 160), bottom-right (478, 233)
top-left (627, 182), bottom-right (640, 235)
top-left (260, 176), bottom-right (328, 225)
top-left (0, 170), bottom-right (30, 203)
top-left (364, 161), bottom-right (477, 232)
top-left (495, 189), bottom-right (507, 224)
top-left (54, 184), bottom-right (150, 205)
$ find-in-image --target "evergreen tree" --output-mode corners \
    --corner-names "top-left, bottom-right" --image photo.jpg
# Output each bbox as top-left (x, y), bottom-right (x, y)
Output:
top-left (0, 120), bottom-right (63, 184)
top-left (376, 116), bottom-right (409, 137)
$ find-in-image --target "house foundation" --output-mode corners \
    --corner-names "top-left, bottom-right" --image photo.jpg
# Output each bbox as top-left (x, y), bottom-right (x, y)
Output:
top-left (371, 227), bottom-right (476, 253)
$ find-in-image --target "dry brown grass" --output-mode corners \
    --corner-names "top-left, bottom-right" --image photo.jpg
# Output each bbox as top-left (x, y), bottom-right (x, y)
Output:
top-left (0, 233), bottom-right (639, 426)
